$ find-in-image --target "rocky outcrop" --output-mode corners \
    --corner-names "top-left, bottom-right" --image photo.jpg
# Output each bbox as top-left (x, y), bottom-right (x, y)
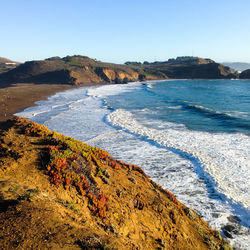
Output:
top-left (239, 69), bottom-right (250, 79)
top-left (94, 67), bottom-right (139, 83)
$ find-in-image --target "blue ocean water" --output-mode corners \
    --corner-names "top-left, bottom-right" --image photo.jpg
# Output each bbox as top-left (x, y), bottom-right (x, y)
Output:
top-left (107, 80), bottom-right (250, 134)
top-left (17, 80), bottom-right (250, 249)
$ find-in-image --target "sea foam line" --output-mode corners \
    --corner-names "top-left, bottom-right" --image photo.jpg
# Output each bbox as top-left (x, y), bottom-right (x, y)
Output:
top-left (107, 109), bottom-right (250, 212)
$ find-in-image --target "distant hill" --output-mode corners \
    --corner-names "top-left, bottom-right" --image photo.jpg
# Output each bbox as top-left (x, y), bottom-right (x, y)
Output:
top-left (0, 55), bottom-right (237, 86)
top-left (140, 57), bottom-right (236, 79)
top-left (222, 62), bottom-right (250, 72)
top-left (0, 57), bottom-right (19, 64)
top-left (0, 57), bottom-right (20, 74)
top-left (239, 69), bottom-right (250, 79)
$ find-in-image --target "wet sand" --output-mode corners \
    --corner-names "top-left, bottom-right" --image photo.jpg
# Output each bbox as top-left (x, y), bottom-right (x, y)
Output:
top-left (0, 82), bottom-right (104, 129)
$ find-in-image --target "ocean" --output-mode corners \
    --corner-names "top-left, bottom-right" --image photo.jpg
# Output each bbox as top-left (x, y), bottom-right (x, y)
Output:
top-left (17, 79), bottom-right (250, 249)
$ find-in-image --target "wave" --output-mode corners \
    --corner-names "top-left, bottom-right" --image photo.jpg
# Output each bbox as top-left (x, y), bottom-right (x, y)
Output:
top-left (87, 82), bottom-right (142, 98)
top-left (107, 109), bottom-right (250, 212)
top-left (84, 130), bottom-right (121, 144)
top-left (168, 105), bottom-right (182, 109)
top-left (184, 104), bottom-right (247, 121)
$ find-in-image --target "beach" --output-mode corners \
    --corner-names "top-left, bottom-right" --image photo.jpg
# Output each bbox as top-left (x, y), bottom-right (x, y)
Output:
top-left (0, 82), bottom-right (106, 125)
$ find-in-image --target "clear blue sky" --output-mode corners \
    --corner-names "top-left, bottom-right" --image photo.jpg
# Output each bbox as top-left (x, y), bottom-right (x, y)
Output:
top-left (1, 0), bottom-right (250, 63)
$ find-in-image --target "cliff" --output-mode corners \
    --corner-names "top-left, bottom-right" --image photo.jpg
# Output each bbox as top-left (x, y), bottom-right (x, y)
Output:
top-left (0, 117), bottom-right (232, 249)
top-left (0, 55), bottom-right (237, 86)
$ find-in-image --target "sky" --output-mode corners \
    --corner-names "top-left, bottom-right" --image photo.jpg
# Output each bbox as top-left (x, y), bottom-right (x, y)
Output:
top-left (1, 0), bottom-right (250, 63)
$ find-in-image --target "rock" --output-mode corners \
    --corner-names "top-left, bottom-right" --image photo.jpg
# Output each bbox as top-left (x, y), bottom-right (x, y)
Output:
top-left (184, 207), bottom-right (196, 220)
top-left (128, 177), bottom-right (136, 184)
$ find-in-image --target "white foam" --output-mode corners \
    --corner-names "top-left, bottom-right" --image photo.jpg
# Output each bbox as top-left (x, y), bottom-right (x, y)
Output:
top-left (168, 105), bottom-right (182, 109)
top-left (108, 109), bottom-right (250, 210)
top-left (87, 82), bottom-right (141, 98)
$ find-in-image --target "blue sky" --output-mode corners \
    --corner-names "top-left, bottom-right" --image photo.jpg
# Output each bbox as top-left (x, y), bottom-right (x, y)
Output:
top-left (1, 0), bottom-right (250, 63)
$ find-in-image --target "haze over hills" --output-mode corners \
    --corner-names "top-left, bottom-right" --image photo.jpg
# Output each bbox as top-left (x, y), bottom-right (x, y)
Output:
top-left (0, 55), bottom-right (239, 86)
top-left (222, 62), bottom-right (250, 72)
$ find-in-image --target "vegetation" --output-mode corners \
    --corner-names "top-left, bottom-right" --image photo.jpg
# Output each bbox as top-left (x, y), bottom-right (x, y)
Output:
top-left (15, 117), bottom-right (186, 219)
top-left (18, 188), bottom-right (40, 201)
top-left (0, 117), bottom-right (233, 249)
top-left (0, 55), bottom-right (238, 85)
top-left (16, 117), bottom-right (113, 218)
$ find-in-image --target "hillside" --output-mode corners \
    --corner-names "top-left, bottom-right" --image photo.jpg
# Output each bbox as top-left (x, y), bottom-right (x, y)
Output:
top-left (239, 69), bottom-right (250, 79)
top-left (0, 57), bottom-right (20, 74)
top-left (141, 57), bottom-right (237, 79)
top-left (0, 56), bottom-right (150, 86)
top-left (0, 56), bottom-right (237, 86)
top-left (0, 117), bottom-right (232, 249)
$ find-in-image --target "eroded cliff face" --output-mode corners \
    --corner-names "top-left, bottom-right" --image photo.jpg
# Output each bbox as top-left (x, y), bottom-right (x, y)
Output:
top-left (69, 69), bottom-right (103, 85)
top-left (100, 68), bottom-right (139, 82)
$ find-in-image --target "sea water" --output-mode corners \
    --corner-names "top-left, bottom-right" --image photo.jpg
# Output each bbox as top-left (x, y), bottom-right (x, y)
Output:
top-left (17, 80), bottom-right (250, 249)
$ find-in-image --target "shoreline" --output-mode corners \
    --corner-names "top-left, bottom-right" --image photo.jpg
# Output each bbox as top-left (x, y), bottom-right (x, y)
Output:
top-left (0, 78), bottom-right (242, 124)
top-left (1, 79), bottom-right (248, 248)
top-left (0, 82), bottom-right (108, 127)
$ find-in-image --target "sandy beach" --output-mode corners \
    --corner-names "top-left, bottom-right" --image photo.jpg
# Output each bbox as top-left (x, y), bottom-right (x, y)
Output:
top-left (0, 82), bottom-right (104, 127)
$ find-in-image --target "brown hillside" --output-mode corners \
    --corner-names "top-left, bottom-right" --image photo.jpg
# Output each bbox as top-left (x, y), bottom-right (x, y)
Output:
top-left (0, 57), bottom-right (20, 74)
top-left (0, 118), bottom-right (232, 249)
top-left (0, 55), bottom-right (238, 87)
top-left (0, 56), bottom-right (151, 86)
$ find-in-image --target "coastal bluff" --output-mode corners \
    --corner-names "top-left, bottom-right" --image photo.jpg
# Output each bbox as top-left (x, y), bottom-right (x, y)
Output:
top-left (0, 117), bottom-right (232, 249)
top-left (239, 69), bottom-right (250, 79)
top-left (0, 55), bottom-right (237, 86)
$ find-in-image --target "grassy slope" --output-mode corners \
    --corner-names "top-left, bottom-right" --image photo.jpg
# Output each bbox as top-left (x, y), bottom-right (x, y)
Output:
top-left (0, 118), bottom-right (232, 249)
